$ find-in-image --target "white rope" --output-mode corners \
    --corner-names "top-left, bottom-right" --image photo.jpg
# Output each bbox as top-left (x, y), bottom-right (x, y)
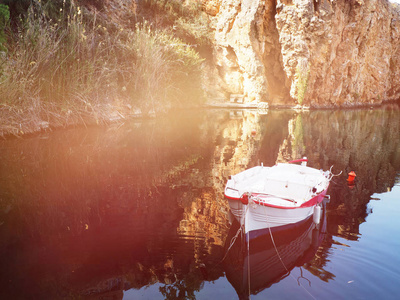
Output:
top-left (220, 225), bottom-right (242, 263)
top-left (247, 230), bottom-right (251, 299)
top-left (265, 209), bottom-right (317, 300)
top-left (220, 204), bottom-right (250, 263)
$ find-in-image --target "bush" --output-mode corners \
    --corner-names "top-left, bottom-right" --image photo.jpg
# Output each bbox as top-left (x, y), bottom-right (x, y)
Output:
top-left (127, 22), bottom-right (204, 112)
top-left (0, 0), bottom-right (205, 135)
top-left (0, 0), bottom-right (102, 104)
top-left (295, 60), bottom-right (310, 106)
top-left (142, 0), bottom-right (212, 45)
top-left (0, 4), bottom-right (9, 52)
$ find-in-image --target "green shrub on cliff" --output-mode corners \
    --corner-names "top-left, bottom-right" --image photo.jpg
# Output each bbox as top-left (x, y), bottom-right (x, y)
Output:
top-left (296, 61), bottom-right (310, 106)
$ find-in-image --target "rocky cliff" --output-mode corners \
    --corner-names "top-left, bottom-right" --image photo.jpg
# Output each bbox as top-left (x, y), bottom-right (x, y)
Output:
top-left (204, 0), bottom-right (400, 107)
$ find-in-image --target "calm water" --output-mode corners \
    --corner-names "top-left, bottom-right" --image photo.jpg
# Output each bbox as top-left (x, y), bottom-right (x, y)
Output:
top-left (0, 107), bottom-right (399, 299)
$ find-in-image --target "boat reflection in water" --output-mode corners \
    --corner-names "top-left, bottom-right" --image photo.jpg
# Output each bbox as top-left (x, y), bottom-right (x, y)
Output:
top-left (223, 202), bottom-right (327, 299)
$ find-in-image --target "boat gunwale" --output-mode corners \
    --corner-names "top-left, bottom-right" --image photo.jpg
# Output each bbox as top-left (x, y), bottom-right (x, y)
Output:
top-left (224, 187), bottom-right (328, 210)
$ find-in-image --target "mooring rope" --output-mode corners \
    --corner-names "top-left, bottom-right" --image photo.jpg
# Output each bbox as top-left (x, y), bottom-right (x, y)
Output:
top-left (219, 225), bottom-right (242, 264)
top-left (264, 208), bottom-right (317, 300)
top-left (220, 197), bottom-right (319, 300)
top-left (219, 204), bottom-right (250, 264)
top-left (246, 229), bottom-right (251, 299)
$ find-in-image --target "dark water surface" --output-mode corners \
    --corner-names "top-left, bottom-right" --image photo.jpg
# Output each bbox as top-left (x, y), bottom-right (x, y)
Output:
top-left (0, 107), bottom-right (399, 299)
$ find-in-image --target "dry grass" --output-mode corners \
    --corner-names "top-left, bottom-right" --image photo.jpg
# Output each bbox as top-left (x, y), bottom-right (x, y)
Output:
top-left (141, 0), bottom-right (212, 45)
top-left (0, 0), bottom-right (204, 137)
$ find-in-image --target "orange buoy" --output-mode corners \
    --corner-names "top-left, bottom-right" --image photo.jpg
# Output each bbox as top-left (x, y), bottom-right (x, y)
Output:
top-left (347, 171), bottom-right (356, 182)
top-left (251, 129), bottom-right (257, 136)
top-left (347, 181), bottom-right (355, 189)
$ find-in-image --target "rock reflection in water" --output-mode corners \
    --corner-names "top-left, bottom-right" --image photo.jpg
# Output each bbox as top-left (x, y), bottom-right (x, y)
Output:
top-left (298, 108), bottom-right (400, 241)
top-left (255, 107), bottom-right (400, 242)
top-left (0, 107), bottom-right (399, 299)
top-left (0, 112), bottom-right (230, 299)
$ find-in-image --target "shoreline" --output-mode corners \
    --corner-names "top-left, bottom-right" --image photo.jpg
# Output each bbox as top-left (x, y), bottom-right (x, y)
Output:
top-left (1, 100), bottom-right (399, 140)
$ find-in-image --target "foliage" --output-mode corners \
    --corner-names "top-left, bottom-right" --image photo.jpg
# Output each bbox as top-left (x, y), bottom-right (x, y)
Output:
top-left (296, 60), bottom-right (310, 106)
top-left (293, 114), bottom-right (305, 154)
top-left (0, 0), bottom-right (205, 135)
top-left (0, 4), bottom-right (10, 52)
top-left (1, 0), bottom-right (104, 104)
top-left (142, 0), bottom-right (212, 45)
top-left (127, 22), bottom-right (204, 112)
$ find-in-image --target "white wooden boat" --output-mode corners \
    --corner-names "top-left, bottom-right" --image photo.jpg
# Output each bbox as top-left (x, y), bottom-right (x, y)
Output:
top-left (224, 158), bottom-right (332, 240)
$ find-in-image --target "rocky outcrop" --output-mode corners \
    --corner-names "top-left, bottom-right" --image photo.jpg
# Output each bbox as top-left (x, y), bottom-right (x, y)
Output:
top-left (204, 0), bottom-right (400, 107)
top-left (205, 0), bottom-right (290, 105)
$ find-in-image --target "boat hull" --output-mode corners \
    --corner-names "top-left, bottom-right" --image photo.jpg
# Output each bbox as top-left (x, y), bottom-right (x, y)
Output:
top-left (223, 207), bottom-right (326, 297)
top-left (227, 188), bottom-right (327, 239)
top-left (229, 200), bottom-right (308, 236)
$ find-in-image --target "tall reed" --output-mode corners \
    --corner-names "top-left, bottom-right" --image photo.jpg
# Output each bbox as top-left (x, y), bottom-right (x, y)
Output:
top-left (1, 1), bottom-right (103, 104)
top-left (0, 0), bottom-right (204, 136)
top-left (127, 22), bottom-right (204, 113)
top-left (142, 0), bottom-right (212, 45)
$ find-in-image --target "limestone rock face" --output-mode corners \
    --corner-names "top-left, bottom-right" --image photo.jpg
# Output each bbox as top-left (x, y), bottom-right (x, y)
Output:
top-left (276, 0), bottom-right (400, 107)
top-left (210, 0), bottom-right (267, 103)
top-left (205, 0), bottom-right (290, 104)
top-left (205, 0), bottom-right (400, 107)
